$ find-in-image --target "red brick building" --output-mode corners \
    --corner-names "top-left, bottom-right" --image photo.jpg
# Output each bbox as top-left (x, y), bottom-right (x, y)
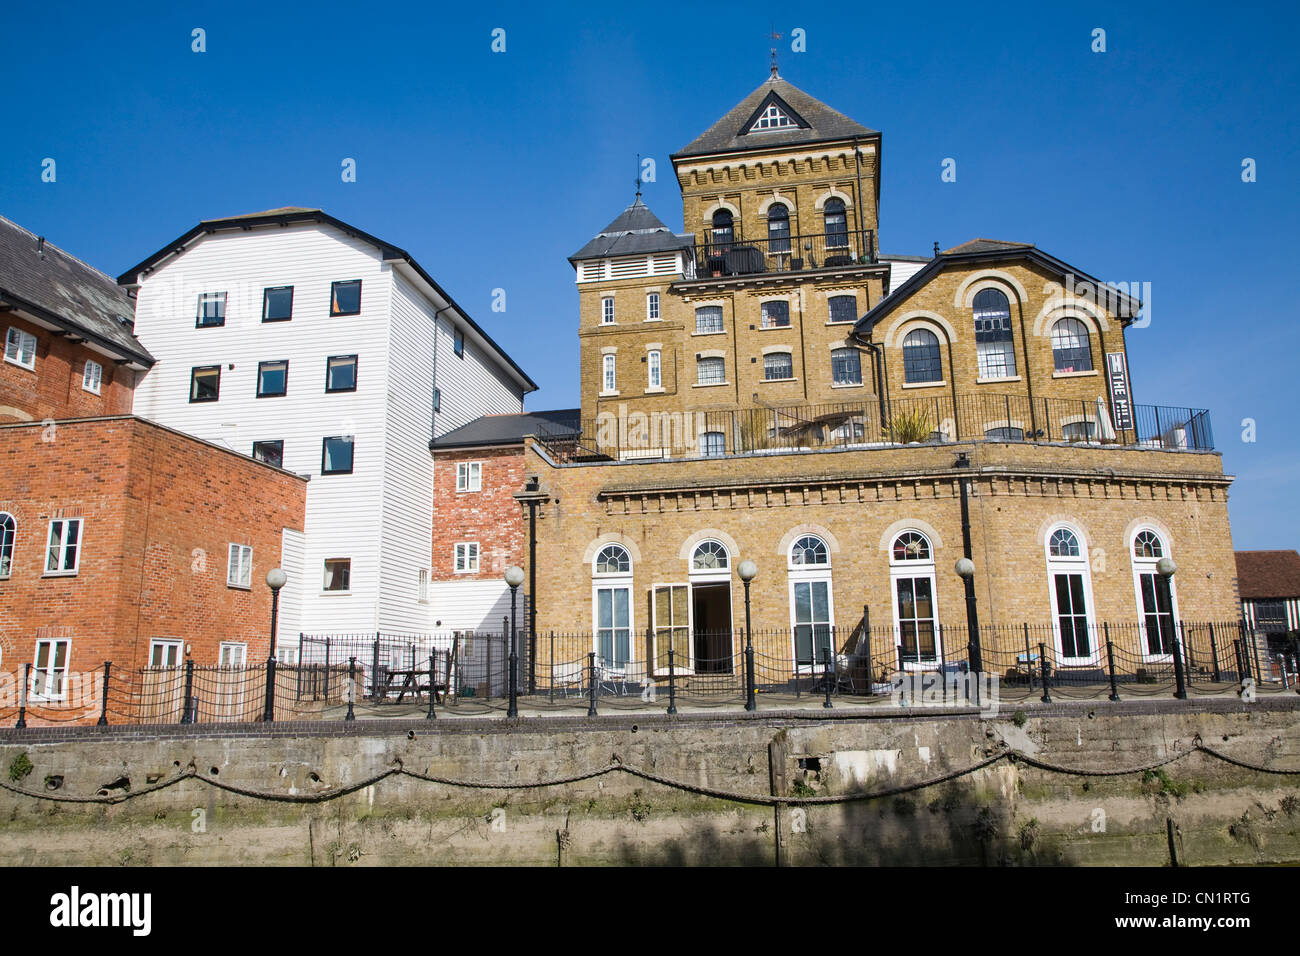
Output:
top-left (0, 215), bottom-right (153, 422)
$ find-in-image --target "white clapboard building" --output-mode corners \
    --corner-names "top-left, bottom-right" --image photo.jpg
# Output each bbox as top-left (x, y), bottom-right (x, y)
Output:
top-left (120, 208), bottom-right (536, 650)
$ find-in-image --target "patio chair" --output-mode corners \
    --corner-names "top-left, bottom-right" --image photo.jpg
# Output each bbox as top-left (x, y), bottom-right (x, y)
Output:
top-left (551, 661), bottom-right (584, 697)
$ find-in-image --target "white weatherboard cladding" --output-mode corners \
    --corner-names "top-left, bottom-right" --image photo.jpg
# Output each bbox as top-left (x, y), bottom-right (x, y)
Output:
top-left (428, 579), bottom-right (530, 634)
top-left (276, 528), bottom-right (306, 646)
top-left (432, 308), bottom-right (522, 438)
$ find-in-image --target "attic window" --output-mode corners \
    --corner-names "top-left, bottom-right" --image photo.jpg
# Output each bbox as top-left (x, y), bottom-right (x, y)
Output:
top-left (750, 104), bottom-right (797, 132)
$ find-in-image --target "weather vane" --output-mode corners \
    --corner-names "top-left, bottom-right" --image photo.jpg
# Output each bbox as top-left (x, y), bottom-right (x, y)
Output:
top-left (769, 25), bottom-right (782, 77)
top-left (635, 153), bottom-right (641, 200)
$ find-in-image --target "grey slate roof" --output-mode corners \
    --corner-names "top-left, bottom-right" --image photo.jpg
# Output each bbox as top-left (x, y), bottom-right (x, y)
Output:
top-left (942, 238), bottom-right (1035, 255)
top-left (569, 198), bottom-right (694, 262)
top-left (430, 408), bottom-right (581, 450)
top-left (673, 76), bottom-right (878, 159)
top-left (0, 214), bottom-right (152, 365)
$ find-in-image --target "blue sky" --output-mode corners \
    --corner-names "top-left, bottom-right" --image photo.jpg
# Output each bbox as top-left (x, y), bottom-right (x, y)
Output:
top-left (2, 2), bottom-right (1297, 548)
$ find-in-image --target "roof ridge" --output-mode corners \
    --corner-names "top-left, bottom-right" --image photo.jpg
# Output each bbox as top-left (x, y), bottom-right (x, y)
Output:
top-left (0, 214), bottom-right (120, 284)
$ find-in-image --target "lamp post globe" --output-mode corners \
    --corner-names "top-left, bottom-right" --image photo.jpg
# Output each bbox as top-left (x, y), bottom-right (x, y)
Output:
top-left (1156, 556), bottom-right (1177, 578)
top-left (266, 567), bottom-right (287, 591)
top-left (737, 559), bottom-right (758, 583)
top-left (504, 565), bottom-right (525, 589)
top-left (954, 557), bottom-right (975, 579)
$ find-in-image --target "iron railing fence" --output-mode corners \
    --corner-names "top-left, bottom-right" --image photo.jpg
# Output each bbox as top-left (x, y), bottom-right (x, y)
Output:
top-left (537, 394), bottom-right (1215, 463)
top-left (2, 621), bottom-right (1291, 727)
top-left (692, 229), bottom-right (877, 278)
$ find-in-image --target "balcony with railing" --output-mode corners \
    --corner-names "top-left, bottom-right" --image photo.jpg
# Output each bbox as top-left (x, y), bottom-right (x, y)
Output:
top-left (691, 229), bottom-right (877, 279)
top-left (534, 394), bottom-right (1215, 464)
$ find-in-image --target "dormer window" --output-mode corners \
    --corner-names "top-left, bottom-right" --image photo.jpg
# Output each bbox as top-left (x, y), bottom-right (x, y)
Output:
top-left (750, 104), bottom-right (797, 131)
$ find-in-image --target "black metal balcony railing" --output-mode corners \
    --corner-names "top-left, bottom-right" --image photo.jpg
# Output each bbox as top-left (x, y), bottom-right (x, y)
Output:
top-left (693, 230), bottom-right (876, 278)
top-left (534, 394), bottom-right (1214, 463)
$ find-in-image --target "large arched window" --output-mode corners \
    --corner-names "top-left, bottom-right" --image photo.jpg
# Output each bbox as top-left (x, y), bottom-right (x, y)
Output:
top-left (1045, 525), bottom-right (1095, 662)
top-left (902, 328), bottom-right (942, 384)
top-left (592, 545), bottom-right (632, 669)
top-left (711, 209), bottom-right (734, 249)
top-left (0, 512), bottom-right (14, 579)
top-left (1051, 317), bottom-right (1094, 373)
top-left (767, 203), bottom-right (790, 253)
top-left (1131, 529), bottom-right (1178, 658)
top-left (973, 288), bottom-right (1017, 379)
top-left (890, 531), bottom-right (938, 664)
top-left (788, 535), bottom-right (833, 669)
top-left (823, 198), bottom-right (848, 248)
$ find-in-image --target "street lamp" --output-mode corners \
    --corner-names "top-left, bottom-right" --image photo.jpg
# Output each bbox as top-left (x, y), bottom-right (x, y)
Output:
top-left (955, 558), bottom-right (982, 704)
top-left (264, 567), bottom-right (287, 722)
top-left (1157, 557), bottom-right (1186, 699)
top-left (505, 565), bottom-right (525, 718)
top-left (738, 559), bottom-right (758, 711)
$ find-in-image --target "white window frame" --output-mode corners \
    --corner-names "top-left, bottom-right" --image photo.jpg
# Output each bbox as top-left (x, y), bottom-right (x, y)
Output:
top-left (31, 639), bottom-right (70, 700)
top-left (82, 359), bottom-right (103, 394)
top-left (647, 349), bottom-right (662, 389)
top-left (227, 543), bottom-right (253, 589)
top-left (149, 639), bottom-right (183, 668)
top-left (593, 545), bottom-right (634, 673)
top-left (646, 292), bottom-right (660, 321)
top-left (602, 354), bottom-right (617, 393)
top-left (1045, 524), bottom-right (1099, 665)
top-left (454, 542), bottom-right (480, 574)
top-left (650, 582), bottom-right (691, 676)
top-left (1130, 529), bottom-right (1180, 662)
top-left (788, 536), bottom-right (834, 674)
top-left (0, 512), bottom-right (14, 579)
top-left (418, 568), bottom-right (430, 603)
top-left (601, 297), bottom-right (615, 324)
top-left (889, 531), bottom-right (941, 668)
top-left (44, 517), bottom-right (82, 576)
top-left (456, 461), bottom-right (483, 493)
top-left (5, 326), bottom-right (37, 370)
top-left (219, 642), bottom-right (247, 667)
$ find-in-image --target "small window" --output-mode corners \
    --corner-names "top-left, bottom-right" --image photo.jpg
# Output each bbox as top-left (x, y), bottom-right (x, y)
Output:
top-left (252, 440), bottom-right (284, 468)
top-left (190, 365), bottom-right (220, 402)
top-left (824, 198), bottom-right (848, 248)
top-left (325, 354), bottom-right (358, 393)
top-left (227, 543), bottom-right (253, 589)
top-left (454, 542), bottom-right (480, 573)
top-left (1062, 420), bottom-right (1097, 442)
top-left (594, 544), bottom-right (631, 575)
top-left (262, 285), bottom-right (294, 322)
top-left (696, 306), bottom-right (724, 334)
top-left (985, 426), bottom-right (1024, 441)
top-left (751, 104), bottom-right (797, 131)
top-left (902, 329), bottom-right (942, 384)
top-left (646, 293), bottom-right (660, 321)
top-left (761, 300), bottom-right (790, 329)
top-left (82, 359), bottom-right (103, 394)
top-left (603, 354), bottom-right (617, 392)
top-left (647, 350), bottom-right (662, 389)
top-left (828, 295), bottom-right (857, 324)
top-left (1051, 317), bottom-right (1094, 373)
top-left (149, 640), bottom-right (182, 668)
top-left (453, 328), bottom-right (465, 358)
top-left (791, 535), bottom-right (830, 567)
top-left (1133, 530), bottom-right (1164, 559)
top-left (418, 568), bottom-right (429, 603)
top-left (5, 327), bottom-right (37, 370)
top-left (602, 297), bottom-right (615, 324)
top-left (701, 431), bottom-right (725, 457)
top-left (831, 348), bottom-right (861, 385)
top-left (433, 387), bottom-right (441, 413)
top-left (197, 292), bottom-right (227, 328)
top-left (764, 352), bottom-right (794, 381)
top-left (257, 360), bottom-right (289, 398)
top-left (892, 531), bottom-right (931, 562)
top-left (219, 643), bottom-right (247, 667)
top-left (697, 356), bottom-right (725, 385)
top-left (692, 540), bottom-right (729, 571)
top-left (767, 203), bottom-right (791, 252)
top-left (456, 461), bottom-right (482, 492)
top-left (0, 513), bottom-right (15, 579)
top-left (1048, 528), bottom-right (1081, 558)
top-left (711, 209), bottom-right (734, 247)
top-left (330, 279), bottom-right (362, 316)
top-left (322, 436), bottom-right (355, 475)
top-left (323, 558), bottom-right (351, 591)
top-left (32, 639), bottom-right (70, 699)
top-left (45, 517), bottom-right (82, 575)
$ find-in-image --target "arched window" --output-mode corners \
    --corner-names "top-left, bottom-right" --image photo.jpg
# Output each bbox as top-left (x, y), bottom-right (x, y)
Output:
top-left (1045, 525), bottom-right (1095, 662)
top-left (592, 545), bottom-right (632, 669)
top-left (973, 288), bottom-right (1017, 379)
top-left (823, 198), bottom-right (848, 248)
top-left (890, 532), bottom-right (938, 664)
top-left (767, 203), bottom-right (790, 253)
top-left (902, 328), bottom-right (942, 384)
top-left (1131, 530), bottom-right (1177, 658)
top-left (1051, 317), bottom-right (1093, 373)
top-left (711, 209), bottom-right (734, 249)
top-left (692, 540), bottom-right (729, 571)
top-left (0, 513), bottom-right (14, 579)
top-left (788, 535), bottom-right (833, 669)
top-left (985, 426), bottom-right (1024, 441)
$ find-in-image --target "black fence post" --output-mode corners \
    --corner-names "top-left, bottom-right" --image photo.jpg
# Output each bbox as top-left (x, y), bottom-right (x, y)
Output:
top-left (1208, 622), bottom-right (1221, 682)
top-left (1251, 626), bottom-right (1264, 687)
top-left (1023, 623), bottom-right (1034, 691)
top-left (548, 632), bottom-right (555, 703)
top-left (345, 657), bottom-right (356, 722)
top-left (97, 661), bottom-right (111, 726)
top-left (861, 605), bottom-right (872, 686)
top-left (426, 653), bottom-right (437, 720)
top-left (938, 624), bottom-right (948, 706)
top-left (297, 632), bottom-right (304, 700)
top-left (263, 656), bottom-right (276, 723)
top-left (1233, 637), bottom-right (1245, 683)
top-left (181, 658), bottom-right (195, 724)
top-left (744, 629), bottom-right (757, 712)
top-left (371, 632), bottom-right (381, 702)
top-left (1038, 642), bottom-right (1052, 704)
top-left (324, 638), bottom-right (332, 702)
top-left (1170, 613), bottom-right (1188, 700)
top-left (587, 652), bottom-right (598, 717)
top-left (822, 648), bottom-right (833, 709)
top-left (667, 648), bottom-right (678, 715)
top-left (1104, 625), bottom-right (1120, 702)
top-left (17, 662), bottom-right (29, 728)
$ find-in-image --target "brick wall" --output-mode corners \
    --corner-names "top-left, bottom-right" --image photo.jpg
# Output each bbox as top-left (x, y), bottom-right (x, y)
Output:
top-left (430, 445), bottom-right (527, 581)
top-left (0, 311), bottom-right (136, 422)
top-left (0, 416), bottom-right (307, 713)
